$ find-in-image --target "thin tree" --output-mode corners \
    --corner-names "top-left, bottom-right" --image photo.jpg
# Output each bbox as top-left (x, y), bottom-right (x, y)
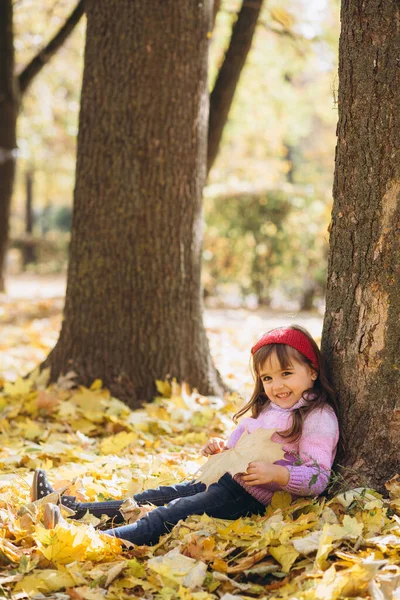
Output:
top-left (322, 0), bottom-right (400, 490)
top-left (44, 0), bottom-right (224, 406)
top-left (0, 1), bottom-right (17, 293)
top-left (208, 0), bottom-right (265, 174)
top-left (0, 0), bottom-right (84, 291)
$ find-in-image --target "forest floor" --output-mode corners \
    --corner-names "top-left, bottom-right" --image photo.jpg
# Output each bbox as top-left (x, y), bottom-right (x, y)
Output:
top-left (0, 274), bottom-right (399, 600)
top-left (0, 273), bottom-right (323, 395)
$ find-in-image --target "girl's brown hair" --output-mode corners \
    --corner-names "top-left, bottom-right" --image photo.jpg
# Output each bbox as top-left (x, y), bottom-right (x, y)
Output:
top-left (234, 325), bottom-right (339, 442)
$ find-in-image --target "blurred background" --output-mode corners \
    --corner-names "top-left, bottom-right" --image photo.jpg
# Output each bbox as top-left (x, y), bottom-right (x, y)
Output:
top-left (2, 0), bottom-right (339, 387)
top-left (8, 0), bottom-right (339, 312)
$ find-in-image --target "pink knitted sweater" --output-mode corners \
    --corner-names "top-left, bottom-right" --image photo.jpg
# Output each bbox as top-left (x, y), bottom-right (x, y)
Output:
top-left (226, 397), bottom-right (339, 506)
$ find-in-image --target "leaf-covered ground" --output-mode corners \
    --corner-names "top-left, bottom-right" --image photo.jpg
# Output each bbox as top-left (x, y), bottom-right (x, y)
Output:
top-left (1, 283), bottom-right (400, 600)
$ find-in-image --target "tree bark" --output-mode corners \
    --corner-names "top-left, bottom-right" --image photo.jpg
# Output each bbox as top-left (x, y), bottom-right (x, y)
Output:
top-left (44, 0), bottom-right (224, 407)
top-left (322, 0), bottom-right (400, 491)
top-left (0, 0), bottom-right (17, 292)
top-left (207, 0), bottom-right (265, 174)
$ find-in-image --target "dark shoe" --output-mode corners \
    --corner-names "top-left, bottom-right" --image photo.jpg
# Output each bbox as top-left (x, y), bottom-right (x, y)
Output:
top-left (31, 469), bottom-right (55, 501)
top-left (43, 503), bottom-right (61, 529)
top-left (31, 469), bottom-right (77, 510)
top-left (60, 495), bottom-right (78, 510)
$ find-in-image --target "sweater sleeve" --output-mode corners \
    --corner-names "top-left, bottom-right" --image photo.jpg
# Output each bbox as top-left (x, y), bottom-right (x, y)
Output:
top-left (225, 422), bottom-right (247, 448)
top-left (281, 406), bottom-right (339, 496)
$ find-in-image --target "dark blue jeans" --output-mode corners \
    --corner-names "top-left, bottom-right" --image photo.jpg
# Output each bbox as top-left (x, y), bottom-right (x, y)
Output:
top-left (73, 474), bottom-right (265, 545)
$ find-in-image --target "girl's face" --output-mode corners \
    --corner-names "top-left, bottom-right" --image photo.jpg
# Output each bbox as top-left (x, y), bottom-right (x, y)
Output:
top-left (259, 351), bottom-right (316, 409)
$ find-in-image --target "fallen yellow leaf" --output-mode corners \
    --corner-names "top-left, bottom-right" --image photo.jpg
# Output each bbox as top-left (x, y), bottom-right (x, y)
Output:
top-left (14, 569), bottom-right (77, 595)
top-left (99, 431), bottom-right (138, 455)
top-left (3, 376), bottom-right (32, 397)
top-left (269, 544), bottom-right (299, 572)
top-left (147, 549), bottom-right (208, 590)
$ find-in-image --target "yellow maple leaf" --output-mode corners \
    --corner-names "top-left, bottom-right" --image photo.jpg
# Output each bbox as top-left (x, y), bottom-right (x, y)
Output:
top-left (19, 417), bottom-right (44, 441)
top-left (72, 388), bottom-right (109, 421)
top-left (315, 527), bottom-right (335, 569)
top-left (314, 516), bottom-right (363, 570)
top-left (271, 491), bottom-right (293, 511)
top-left (34, 522), bottom-right (90, 564)
top-left (99, 431), bottom-right (138, 455)
top-left (0, 538), bottom-right (22, 563)
top-left (195, 429), bottom-right (284, 488)
top-left (328, 515), bottom-right (364, 541)
top-left (269, 543), bottom-right (299, 572)
top-left (67, 418), bottom-right (97, 436)
top-left (156, 379), bottom-right (172, 398)
top-left (361, 504), bottom-right (386, 537)
top-left (14, 569), bottom-right (76, 595)
top-left (315, 557), bottom-right (385, 599)
top-left (278, 515), bottom-right (317, 544)
top-left (85, 529), bottom-right (124, 562)
top-left (90, 379), bottom-right (103, 390)
top-left (34, 521), bottom-right (123, 565)
top-left (147, 549), bottom-right (208, 590)
top-left (3, 377), bottom-right (32, 397)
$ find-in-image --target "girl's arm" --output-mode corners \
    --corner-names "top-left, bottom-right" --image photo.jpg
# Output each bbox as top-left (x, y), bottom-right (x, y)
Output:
top-left (241, 462), bottom-right (289, 486)
top-left (281, 406), bottom-right (339, 496)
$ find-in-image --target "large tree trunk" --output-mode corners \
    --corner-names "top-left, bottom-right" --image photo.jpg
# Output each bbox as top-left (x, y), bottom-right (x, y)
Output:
top-left (44, 0), bottom-right (224, 407)
top-left (322, 0), bottom-right (400, 491)
top-left (0, 0), bottom-right (17, 292)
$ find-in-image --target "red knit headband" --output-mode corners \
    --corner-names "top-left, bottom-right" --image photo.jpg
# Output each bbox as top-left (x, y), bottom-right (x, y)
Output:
top-left (251, 328), bottom-right (319, 369)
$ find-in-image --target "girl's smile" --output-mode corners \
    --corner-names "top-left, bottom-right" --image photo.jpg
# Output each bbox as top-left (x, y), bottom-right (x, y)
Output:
top-left (259, 353), bottom-right (316, 409)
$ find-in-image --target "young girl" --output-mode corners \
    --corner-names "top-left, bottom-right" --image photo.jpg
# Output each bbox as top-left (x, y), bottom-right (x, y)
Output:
top-left (31, 325), bottom-right (340, 546)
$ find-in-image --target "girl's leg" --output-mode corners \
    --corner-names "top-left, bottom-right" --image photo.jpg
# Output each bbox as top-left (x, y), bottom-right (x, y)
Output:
top-left (73, 499), bottom-right (125, 522)
top-left (134, 480), bottom-right (206, 506)
top-left (103, 474), bottom-right (265, 545)
top-left (72, 480), bottom-right (205, 523)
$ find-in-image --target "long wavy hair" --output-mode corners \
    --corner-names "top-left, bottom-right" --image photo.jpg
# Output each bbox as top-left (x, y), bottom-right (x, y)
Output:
top-left (234, 325), bottom-right (339, 442)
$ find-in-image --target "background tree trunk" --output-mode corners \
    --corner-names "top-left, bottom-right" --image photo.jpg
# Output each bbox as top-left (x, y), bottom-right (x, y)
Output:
top-left (18, 1), bottom-right (84, 95)
top-left (0, 1), bottom-right (84, 291)
top-left (322, 0), bottom-right (400, 491)
top-left (44, 0), bottom-right (224, 407)
top-left (23, 170), bottom-right (35, 265)
top-left (0, 0), bottom-right (17, 292)
top-left (207, 0), bottom-right (265, 174)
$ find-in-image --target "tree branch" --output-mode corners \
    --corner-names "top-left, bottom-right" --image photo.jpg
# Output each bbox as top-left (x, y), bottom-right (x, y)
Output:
top-left (18, 0), bottom-right (85, 96)
top-left (212, 0), bottom-right (222, 29)
top-left (207, 0), bottom-right (265, 175)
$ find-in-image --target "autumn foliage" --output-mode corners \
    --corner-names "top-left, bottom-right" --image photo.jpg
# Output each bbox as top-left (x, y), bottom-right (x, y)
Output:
top-left (1, 367), bottom-right (400, 599)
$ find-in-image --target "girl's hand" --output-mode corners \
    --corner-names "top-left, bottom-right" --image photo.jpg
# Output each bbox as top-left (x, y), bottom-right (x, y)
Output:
top-left (201, 438), bottom-right (227, 457)
top-left (241, 462), bottom-right (290, 486)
